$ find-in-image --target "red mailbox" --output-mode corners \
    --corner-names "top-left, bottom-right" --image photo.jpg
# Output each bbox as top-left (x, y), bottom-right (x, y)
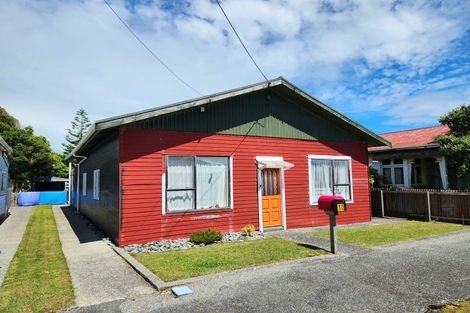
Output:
top-left (318, 195), bottom-right (347, 215)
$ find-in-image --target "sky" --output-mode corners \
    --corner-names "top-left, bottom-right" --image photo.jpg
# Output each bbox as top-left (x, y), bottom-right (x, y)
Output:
top-left (1, 0), bottom-right (470, 152)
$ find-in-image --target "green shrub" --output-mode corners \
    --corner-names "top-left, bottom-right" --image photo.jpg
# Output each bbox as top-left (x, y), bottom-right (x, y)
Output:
top-left (189, 229), bottom-right (223, 245)
top-left (241, 224), bottom-right (256, 236)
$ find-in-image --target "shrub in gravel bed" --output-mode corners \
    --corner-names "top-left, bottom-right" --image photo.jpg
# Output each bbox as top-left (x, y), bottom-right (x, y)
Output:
top-left (189, 229), bottom-right (224, 245)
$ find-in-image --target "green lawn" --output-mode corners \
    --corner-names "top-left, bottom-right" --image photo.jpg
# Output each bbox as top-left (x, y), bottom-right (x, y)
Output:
top-left (311, 221), bottom-right (467, 247)
top-left (133, 237), bottom-right (326, 282)
top-left (0, 205), bottom-right (74, 313)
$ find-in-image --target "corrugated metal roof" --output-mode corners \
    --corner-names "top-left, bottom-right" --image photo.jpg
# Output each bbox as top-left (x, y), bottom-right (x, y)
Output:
top-left (369, 125), bottom-right (450, 152)
top-left (67, 77), bottom-right (390, 159)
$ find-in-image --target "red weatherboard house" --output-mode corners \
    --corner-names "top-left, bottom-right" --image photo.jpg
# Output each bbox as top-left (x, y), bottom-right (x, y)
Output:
top-left (67, 78), bottom-right (389, 246)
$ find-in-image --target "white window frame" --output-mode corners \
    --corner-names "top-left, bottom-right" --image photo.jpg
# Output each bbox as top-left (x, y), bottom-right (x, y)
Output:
top-left (82, 173), bottom-right (87, 196)
top-left (93, 169), bottom-right (100, 200)
top-left (381, 159), bottom-right (404, 186)
top-left (0, 172), bottom-right (4, 191)
top-left (164, 155), bottom-right (233, 213)
top-left (308, 155), bottom-right (354, 205)
top-left (3, 172), bottom-right (7, 191)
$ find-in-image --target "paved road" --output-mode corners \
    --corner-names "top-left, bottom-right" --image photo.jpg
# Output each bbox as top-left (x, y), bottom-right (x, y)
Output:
top-left (0, 206), bottom-right (32, 286)
top-left (53, 206), bottom-right (155, 308)
top-left (64, 229), bottom-right (470, 313)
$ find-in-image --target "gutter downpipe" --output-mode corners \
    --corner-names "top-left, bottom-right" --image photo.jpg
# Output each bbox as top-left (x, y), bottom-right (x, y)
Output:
top-left (68, 162), bottom-right (72, 205)
top-left (74, 155), bottom-right (88, 213)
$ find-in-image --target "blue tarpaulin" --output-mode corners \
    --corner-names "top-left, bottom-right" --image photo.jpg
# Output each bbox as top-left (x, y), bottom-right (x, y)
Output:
top-left (39, 192), bottom-right (67, 205)
top-left (17, 191), bottom-right (67, 206)
top-left (17, 192), bottom-right (40, 206)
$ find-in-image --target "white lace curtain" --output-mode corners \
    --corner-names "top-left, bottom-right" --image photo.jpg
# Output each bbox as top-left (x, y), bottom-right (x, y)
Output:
top-left (311, 158), bottom-right (351, 202)
top-left (167, 157), bottom-right (195, 211)
top-left (167, 156), bottom-right (229, 211)
top-left (311, 159), bottom-right (332, 201)
top-left (196, 157), bottom-right (229, 209)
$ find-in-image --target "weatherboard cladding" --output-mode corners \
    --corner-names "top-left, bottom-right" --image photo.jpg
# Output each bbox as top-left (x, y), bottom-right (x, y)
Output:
top-left (129, 90), bottom-right (363, 144)
top-left (78, 134), bottom-right (120, 242)
top-left (119, 128), bottom-right (371, 246)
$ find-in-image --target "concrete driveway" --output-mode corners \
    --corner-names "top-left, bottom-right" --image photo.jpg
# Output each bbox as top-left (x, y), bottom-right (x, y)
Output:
top-left (53, 206), bottom-right (155, 308)
top-left (64, 229), bottom-right (470, 313)
top-left (0, 206), bottom-right (32, 286)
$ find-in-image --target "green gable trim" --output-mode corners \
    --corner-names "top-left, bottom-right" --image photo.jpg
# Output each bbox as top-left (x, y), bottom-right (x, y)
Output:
top-left (130, 89), bottom-right (363, 143)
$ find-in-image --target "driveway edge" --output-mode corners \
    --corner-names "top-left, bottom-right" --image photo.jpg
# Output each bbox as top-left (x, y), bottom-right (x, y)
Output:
top-left (112, 246), bottom-right (166, 291)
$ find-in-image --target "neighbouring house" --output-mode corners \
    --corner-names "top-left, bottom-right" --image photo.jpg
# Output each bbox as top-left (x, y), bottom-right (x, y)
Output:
top-left (34, 176), bottom-right (69, 191)
top-left (0, 135), bottom-right (12, 218)
top-left (368, 125), bottom-right (464, 189)
top-left (66, 77), bottom-right (389, 246)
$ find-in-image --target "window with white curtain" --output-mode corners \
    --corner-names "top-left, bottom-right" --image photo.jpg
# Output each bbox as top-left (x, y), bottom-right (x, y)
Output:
top-left (82, 173), bottom-right (87, 196)
top-left (93, 169), bottom-right (100, 200)
top-left (166, 156), bottom-right (231, 212)
top-left (308, 155), bottom-right (353, 204)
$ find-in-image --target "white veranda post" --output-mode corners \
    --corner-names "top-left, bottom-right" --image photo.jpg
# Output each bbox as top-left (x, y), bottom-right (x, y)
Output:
top-left (437, 157), bottom-right (448, 189)
top-left (404, 159), bottom-right (412, 188)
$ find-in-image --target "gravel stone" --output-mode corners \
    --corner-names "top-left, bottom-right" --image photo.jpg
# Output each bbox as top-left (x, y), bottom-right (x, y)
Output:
top-left (124, 231), bottom-right (265, 253)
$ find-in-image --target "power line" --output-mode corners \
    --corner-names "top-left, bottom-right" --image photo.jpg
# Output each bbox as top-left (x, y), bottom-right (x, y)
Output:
top-left (102, 0), bottom-right (202, 96)
top-left (215, 0), bottom-right (269, 82)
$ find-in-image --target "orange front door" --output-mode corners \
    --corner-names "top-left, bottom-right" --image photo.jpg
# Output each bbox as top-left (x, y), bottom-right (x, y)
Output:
top-left (261, 168), bottom-right (282, 227)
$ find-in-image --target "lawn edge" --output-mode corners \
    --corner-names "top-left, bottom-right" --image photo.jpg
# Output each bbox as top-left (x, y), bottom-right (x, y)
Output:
top-left (112, 243), bottom-right (336, 290)
top-left (310, 224), bottom-right (470, 248)
top-left (372, 228), bottom-right (470, 249)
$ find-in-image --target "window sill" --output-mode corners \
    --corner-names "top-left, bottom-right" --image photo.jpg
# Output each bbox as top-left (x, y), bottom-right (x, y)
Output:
top-left (310, 200), bottom-right (354, 206)
top-left (164, 207), bottom-right (233, 216)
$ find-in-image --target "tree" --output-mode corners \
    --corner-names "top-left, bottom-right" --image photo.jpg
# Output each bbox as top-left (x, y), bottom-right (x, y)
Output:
top-left (0, 122), bottom-right (55, 190)
top-left (62, 109), bottom-right (91, 157)
top-left (437, 104), bottom-right (470, 178)
top-left (52, 152), bottom-right (69, 178)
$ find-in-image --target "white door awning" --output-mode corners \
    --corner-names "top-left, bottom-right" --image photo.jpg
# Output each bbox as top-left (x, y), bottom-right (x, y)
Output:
top-left (256, 156), bottom-right (294, 170)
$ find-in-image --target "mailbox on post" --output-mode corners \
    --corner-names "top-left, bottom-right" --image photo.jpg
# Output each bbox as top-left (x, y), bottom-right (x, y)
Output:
top-left (318, 195), bottom-right (347, 254)
top-left (318, 195), bottom-right (347, 215)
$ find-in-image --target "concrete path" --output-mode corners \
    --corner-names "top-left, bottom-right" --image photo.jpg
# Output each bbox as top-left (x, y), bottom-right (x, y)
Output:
top-left (64, 228), bottom-right (470, 313)
top-left (53, 206), bottom-right (155, 308)
top-left (0, 206), bottom-right (32, 286)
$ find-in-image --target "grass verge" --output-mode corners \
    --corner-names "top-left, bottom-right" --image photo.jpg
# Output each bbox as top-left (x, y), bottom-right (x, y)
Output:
top-left (133, 237), bottom-right (326, 282)
top-left (311, 221), bottom-right (467, 247)
top-left (0, 205), bottom-right (74, 313)
top-left (435, 297), bottom-right (470, 313)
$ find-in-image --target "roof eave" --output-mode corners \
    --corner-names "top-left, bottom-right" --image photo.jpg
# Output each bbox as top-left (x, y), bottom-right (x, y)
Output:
top-left (369, 143), bottom-right (440, 153)
top-left (95, 78), bottom-right (283, 131)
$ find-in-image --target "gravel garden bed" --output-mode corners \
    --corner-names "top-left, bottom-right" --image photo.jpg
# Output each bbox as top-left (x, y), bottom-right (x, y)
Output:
top-left (124, 231), bottom-right (265, 253)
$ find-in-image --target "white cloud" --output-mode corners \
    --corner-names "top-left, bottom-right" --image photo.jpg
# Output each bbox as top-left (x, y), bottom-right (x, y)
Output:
top-left (0, 0), bottom-right (469, 151)
top-left (384, 85), bottom-right (470, 125)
